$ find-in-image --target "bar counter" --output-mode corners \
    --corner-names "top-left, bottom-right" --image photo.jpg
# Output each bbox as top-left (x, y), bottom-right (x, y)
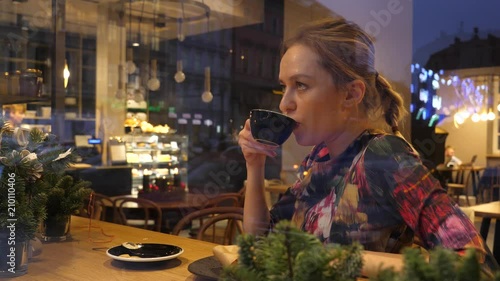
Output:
top-left (11, 216), bottom-right (217, 280)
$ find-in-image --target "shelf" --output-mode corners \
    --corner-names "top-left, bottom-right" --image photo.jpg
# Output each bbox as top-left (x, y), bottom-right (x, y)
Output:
top-left (0, 96), bottom-right (49, 105)
top-left (24, 117), bottom-right (51, 120)
top-left (66, 117), bottom-right (96, 121)
top-left (127, 107), bottom-right (147, 113)
top-left (23, 117), bottom-right (95, 121)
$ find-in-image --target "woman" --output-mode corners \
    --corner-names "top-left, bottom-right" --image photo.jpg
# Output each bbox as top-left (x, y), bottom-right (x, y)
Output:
top-left (3, 104), bottom-right (26, 129)
top-left (238, 17), bottom-right (494, 271)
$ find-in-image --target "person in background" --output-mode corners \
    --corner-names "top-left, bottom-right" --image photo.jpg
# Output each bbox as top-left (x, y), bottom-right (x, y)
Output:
top-left (238, 17), bottom-right (496, 275)
top-left (444, 145), bottom-right (462, 168)
top-left (2, 104), bottom-right (26, 129)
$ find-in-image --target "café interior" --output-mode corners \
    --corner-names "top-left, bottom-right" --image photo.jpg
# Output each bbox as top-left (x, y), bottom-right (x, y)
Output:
top-left (1, 0), bottom-right (500, 279)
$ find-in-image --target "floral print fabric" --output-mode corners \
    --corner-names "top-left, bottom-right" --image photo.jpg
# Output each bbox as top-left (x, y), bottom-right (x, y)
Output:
top-left (270, 130), bottom-right (486, 255)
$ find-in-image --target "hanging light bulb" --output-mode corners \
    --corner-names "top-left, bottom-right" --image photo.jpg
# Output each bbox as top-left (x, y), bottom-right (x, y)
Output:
top-left (116, 12), bottom-right (126, 100)
top-left (177, 18), bottom-right (185, 42)
top-left (63, 59), bottom-right (70, 88)
top-left (480, 110), bottom-right (488, 121)
top-left (126, 0), bottom-right (138, 68)
top-left (454, 112), bottom-right (465, 125)
top-left (174, 60), bottom-right (185, 83)
top-left (488, 109), bottom-right (496, 121)
top-left (471, 113), bottom-right (480, 122)
top-left (126, 48), bottom-right (136, 74)
top-left (132, 36), bottom-right (140, 47)
top-left (202, 66), bottom-right (213, 103)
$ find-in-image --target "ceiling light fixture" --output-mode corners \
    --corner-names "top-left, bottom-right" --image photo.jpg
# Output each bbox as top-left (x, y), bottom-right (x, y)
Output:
top-left (201, 66), bottom-right (213, 103)
top-left (63, 59), bottom-right (70, 88)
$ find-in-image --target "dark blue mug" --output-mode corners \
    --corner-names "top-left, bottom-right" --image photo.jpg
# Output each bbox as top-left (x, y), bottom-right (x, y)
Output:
top-left (250, 109), bottom-right (297, 146)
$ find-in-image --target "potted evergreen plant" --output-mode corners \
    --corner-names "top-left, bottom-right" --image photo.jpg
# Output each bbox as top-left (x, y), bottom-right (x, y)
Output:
top-left (0, 119), bottom-right (91, 276)
top-left (39, 173), bottom-right (92, 241)
top-left (0, 123), bottom-right (46, 277)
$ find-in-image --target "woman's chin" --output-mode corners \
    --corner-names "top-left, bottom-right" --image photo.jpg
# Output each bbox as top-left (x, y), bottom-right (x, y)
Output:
top-left (294, 134), bottom-right (315, 147)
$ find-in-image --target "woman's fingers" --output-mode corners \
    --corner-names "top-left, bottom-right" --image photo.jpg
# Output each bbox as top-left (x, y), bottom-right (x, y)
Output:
top-left (239, 119), bottom-right (278, 158)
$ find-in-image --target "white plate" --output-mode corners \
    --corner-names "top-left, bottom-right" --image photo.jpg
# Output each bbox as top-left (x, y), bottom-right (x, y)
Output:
top-left (106, 243), bottom-right (184, 262)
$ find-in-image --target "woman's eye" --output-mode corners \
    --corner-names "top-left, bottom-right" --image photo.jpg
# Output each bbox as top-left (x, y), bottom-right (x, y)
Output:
top-left (280, 85), bottom-right (286, 92)
top-left (296, 82), bottom-right (307, 91)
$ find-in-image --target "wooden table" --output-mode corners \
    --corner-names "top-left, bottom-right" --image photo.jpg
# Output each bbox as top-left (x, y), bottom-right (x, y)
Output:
top-left (11, 216), bottom-right (217, 280)
top-left (470, 201), bottom-right (500, 262)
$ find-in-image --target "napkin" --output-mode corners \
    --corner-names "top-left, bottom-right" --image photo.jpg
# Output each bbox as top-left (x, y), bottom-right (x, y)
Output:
top-left (361, 250), bottom-right (405, 277)
top-left (212, 245), bottom-right (239, 266)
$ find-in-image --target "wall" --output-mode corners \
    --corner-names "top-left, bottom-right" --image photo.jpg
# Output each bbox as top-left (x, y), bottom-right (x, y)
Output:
top-left (281, 0), bottom-right (413, 183)
top-left (438, 118), bottom-right (487, 167)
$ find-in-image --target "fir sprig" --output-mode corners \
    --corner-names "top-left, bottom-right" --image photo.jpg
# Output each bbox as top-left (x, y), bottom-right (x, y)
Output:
top-left (221, 221), bottom-right (499, 281)
top-left (220, 221), bottom-right (362, 281)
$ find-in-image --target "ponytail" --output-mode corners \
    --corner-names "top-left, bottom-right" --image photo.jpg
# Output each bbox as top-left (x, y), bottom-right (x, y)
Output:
top-left (374, 73), bottom-right (406, 138)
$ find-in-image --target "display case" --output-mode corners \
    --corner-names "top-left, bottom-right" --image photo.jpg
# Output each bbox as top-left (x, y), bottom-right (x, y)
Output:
top-left (114, 133), bottom-right (188, 194)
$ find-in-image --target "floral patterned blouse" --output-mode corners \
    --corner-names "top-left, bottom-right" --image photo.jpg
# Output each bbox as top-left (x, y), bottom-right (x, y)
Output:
top-left (270, 130), bottom-right (486, 255)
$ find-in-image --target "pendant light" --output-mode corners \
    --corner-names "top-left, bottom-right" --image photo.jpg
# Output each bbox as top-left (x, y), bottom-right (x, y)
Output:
top-left (147, 59), bottom-right (160, 91)
top-left (201, 66), bottom-right (213, 103)
top-left (126, 0), bottom-right (136, 74)
top-left (63, 59), bottom-right (70, 88)
top-left (201, 12), bottom-right (212, 103)
top-left (132, 0), bottom-right (145, 47)
top-left (116, 9), bottom-right (126, 99)
top-left (174, 60), bottom-right (185, 83)
top-left (177, 1), bottom-right (186, 42)
top-left (151, 0), bottom-right (160, 51)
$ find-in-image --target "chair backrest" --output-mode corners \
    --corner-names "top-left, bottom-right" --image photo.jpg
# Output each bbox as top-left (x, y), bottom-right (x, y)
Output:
top-left (171, 206), bottom-right (244, 244)
top-left (453, 165), bottom-right (473, 185)
top-left (201, 193), bottom-right (243, 209)
top-left (197, 212), bottom-right (244, 245)
top-left (237, 186), bottom-right (246, 206)
top-left (478, 166), bottom-right (500, 202)
top-left (113, 196), bottom-right (162, 232)
top-left (79, 192), bottom-right (114, 222)
top-left (93, 193), bottom-right (115, 222)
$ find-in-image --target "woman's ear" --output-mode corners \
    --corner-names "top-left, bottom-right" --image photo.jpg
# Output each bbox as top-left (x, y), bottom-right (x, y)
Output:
top-left (342, 80), bottom-right (365, 108)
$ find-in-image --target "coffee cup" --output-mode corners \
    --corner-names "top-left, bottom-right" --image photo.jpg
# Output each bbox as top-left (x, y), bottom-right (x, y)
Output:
top-left (249, 109), bottom-right (297, 146)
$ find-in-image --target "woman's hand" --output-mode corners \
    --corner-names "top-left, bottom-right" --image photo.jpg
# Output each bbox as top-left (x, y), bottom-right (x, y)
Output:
top-left (238, 119), bottom-right (278, 167)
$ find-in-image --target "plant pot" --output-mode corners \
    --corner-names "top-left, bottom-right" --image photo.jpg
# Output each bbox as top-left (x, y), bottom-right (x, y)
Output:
top-left (39, 216), bottom-right (71, 242)
top-left (0, 231), bottom-right (29, 277)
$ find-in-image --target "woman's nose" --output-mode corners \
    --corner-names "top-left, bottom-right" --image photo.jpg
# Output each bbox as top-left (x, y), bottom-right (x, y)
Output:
top-left (279, 90), bottom-right (296, 114)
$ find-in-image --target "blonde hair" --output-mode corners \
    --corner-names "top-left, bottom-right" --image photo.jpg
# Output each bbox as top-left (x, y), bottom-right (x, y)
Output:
top-left (282, 17), bottom-right (406, 137)
top-left (3, 104), bottom-right (26, 118)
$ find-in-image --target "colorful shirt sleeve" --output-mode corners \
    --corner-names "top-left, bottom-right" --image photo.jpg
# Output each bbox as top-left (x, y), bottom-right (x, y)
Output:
top-left (362, 135), bottom-right (485, 252)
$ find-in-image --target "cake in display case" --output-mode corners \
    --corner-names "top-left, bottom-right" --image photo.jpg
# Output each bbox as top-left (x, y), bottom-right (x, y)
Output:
top-left (112, 133), bottom-right (188, 198)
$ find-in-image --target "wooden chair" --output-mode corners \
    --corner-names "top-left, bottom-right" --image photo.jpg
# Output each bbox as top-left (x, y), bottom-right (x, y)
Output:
top-left (201, 193), bottom-right (243, 208)
top-left (190, 193), bottom-right (242, 235)
top-left (447, 165), bottom-right (473, 206)
top-left (79, 192), bottom-right (115, 222)
top-left (478, 166), bottom-right (500, 203)
top-left (114, 197), bottom-right (163, 232)
top-left (171, 207), bottom-right (244, 245)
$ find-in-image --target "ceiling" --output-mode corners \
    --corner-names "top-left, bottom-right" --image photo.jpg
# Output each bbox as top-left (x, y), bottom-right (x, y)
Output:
top-left (0, 0), bottom-right (264, 40)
